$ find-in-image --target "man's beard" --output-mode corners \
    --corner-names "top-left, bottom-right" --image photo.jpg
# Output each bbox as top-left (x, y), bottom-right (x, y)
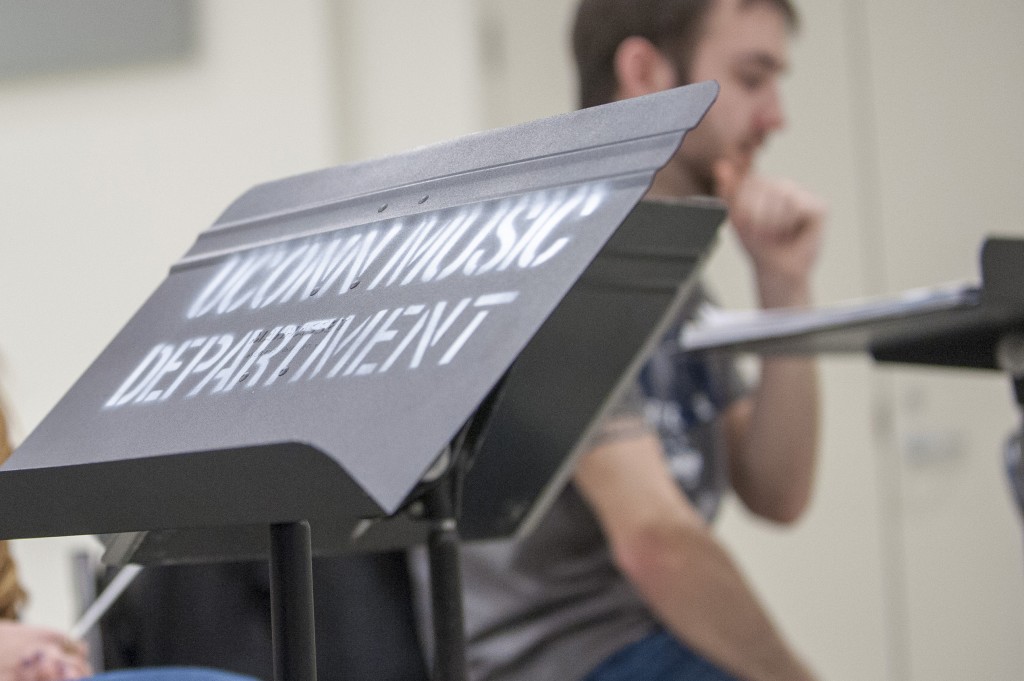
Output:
top-left (683, 154), bottom-right (717, 196)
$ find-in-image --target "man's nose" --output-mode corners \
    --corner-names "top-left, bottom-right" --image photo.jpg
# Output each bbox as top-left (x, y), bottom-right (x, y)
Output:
top-left (757, 85), bottom-right (786, 133)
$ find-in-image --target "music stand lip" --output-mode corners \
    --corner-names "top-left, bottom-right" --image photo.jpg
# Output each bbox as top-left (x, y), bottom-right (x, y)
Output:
top-left (171, 81), bottom-right (720, 274)
top-left (0, 441), bottom-right (381, 541)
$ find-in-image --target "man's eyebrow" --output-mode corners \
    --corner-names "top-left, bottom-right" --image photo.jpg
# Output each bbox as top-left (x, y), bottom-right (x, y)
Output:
top-left (737, 52), bottom-right (789, 73)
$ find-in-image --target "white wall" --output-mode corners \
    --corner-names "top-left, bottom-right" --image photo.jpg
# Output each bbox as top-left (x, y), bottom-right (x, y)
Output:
top-left (854, 2), bottom-right (1024, 676)
top-left (329, 0), bottom-right (486, 160)
top-left (1, 0), bottom-right (340, 628)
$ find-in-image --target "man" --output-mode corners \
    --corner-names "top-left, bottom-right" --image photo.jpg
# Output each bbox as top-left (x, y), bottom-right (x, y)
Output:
top-left (447, 1), bottom-right (826, 680)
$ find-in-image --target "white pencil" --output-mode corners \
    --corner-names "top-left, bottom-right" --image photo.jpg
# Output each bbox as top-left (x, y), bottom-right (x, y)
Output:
top-left (69, 564), bottom-right (143, 640)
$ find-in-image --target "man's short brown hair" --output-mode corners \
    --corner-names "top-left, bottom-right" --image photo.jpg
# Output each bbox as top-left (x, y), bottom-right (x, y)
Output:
top-left (572, 0), bottom-right (798, 108)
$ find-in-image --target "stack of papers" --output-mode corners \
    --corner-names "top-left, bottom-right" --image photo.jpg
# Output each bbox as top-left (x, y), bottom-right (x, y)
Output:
top-left (681, 281), bottom-right (981, 354)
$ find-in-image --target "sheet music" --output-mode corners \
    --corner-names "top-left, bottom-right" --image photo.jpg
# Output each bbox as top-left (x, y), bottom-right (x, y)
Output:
top-left (682, 281), bottom-right (981, 352)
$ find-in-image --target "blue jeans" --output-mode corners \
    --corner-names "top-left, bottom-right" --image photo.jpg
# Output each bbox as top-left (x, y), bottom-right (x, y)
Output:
top-left (583, 630), bottom-right (741, 681)
top-left (89, 669), bottom-right (259, 681)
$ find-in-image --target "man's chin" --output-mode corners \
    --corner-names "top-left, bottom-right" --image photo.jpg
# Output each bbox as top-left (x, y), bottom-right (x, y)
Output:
top-left (696, 175), bottom-right (716, 197)
top-left (732, 149), bottom-right (757, 176)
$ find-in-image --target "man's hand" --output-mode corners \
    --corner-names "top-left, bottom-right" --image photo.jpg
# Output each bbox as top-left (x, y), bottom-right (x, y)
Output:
top-left (712, 157), bottom-right (822, 522)
top-left (714, 158), bottom-right (825, 309)
top-left (0, 621), bottom-right (91, 681)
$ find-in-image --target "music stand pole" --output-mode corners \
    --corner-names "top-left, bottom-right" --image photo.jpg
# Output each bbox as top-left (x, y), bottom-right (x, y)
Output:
top-left (1005, 378), bottom-right (1024, 526)
top-left (425, 471), bottom-right (467, 681)
top-left (996, 335), bottom-right (1024, 527)
top-left (270, 521), bottom-right (317, 681)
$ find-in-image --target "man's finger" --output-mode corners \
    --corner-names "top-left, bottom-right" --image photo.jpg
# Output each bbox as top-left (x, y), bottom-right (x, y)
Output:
top-left (713, 158), bottom-right (740, 202)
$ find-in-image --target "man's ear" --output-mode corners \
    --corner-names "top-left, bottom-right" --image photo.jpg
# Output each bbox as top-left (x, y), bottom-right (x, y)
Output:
top-left (612, 36), bottom-right (678, 100)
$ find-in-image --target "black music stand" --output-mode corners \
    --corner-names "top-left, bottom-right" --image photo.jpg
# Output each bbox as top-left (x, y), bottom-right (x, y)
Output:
top-left (0, 82), bottom-right (725, 681)
top-left (682, 236), bottom-right (1024, 523)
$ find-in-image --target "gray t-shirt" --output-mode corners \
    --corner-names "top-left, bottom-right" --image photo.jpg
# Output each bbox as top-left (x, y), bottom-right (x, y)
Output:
top-left (412, 289), bottom-right (750, 681)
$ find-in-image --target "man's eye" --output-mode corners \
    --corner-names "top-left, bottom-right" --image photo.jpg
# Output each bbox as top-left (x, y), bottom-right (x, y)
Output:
top-left (737, 73), bottom-right (766, 90)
